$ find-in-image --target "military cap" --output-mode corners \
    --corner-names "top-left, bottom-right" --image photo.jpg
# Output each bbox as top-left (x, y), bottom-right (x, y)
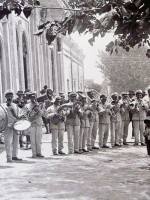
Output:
top-left (135, 90), bottom-right (142, 95)
top-left (128, 91), bottom-right (135, 95)
top-left (55, 96), bottom-right (62, 101)
top-left (111, 92), bottom-right (118, 97)
top-left (28, 91), bottom-right (37, 98)
top-left (121, 92), bottom-right (128, 96)
top-left (69, 92), bottom-right (77, 97)
top-left (16, 90), bottom-right (24, 95)
top-left (5, 89), bottom-right (14, 96)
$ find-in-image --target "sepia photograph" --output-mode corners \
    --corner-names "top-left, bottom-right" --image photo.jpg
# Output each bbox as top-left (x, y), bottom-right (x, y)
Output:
top-left (0, 0), bottom-right (150, 199)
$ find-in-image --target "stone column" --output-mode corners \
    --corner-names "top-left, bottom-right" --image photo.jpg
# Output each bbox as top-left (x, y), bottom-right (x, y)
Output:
top-left (2, 18), bottom-right (12, 90)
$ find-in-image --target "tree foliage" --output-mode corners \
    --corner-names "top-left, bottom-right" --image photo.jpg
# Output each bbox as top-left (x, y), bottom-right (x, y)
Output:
top-left (34, 0), bottom-right (150, 57)
top-left (97, 46), bottom-right (150, 92)
top-left (0, 0), bottom-right (40, 19)
top-left (1, 0), bottom-right (150, 57)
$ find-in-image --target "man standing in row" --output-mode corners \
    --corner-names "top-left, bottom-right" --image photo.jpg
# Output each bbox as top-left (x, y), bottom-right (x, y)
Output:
top-left (47, 96), bottom-right (65, 155)
top-left (99, 95), bottom-right (111, 148)
top-left (66, 92), bottom-right (82, 154)
top-left (3, 90), bottom-right (22, 162)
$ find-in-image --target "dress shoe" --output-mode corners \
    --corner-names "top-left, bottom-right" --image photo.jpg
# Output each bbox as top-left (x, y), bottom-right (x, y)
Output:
top-left (92, 146), bottom-right (99, 150)
top-left (37, 154), bottom-right (44, 158)
top-left (53, 152), bottom-right (58, 155)
top-left (74, 150), bottom-right (82, 154)
top-left (79, 149), bottom-right (83, 153)
top-left (115, 143), bottom-right (121, 147)
top-left (133, 143), bottom-right (139, 146)
top-left (12, 157), bottom-right (22, 161)
top-left (82, 149), bottom-right (89, 152)
top-left (32, 155), bottom-right (37, 158)
top-left (123, 142), bottom-right (128, 145)
top-left (103, 145), bottom-right (110, 148)
top-left (20, 144), bottom-right (24, 148)
top-left (141, 143), bottom-right (146, 146)
top-left (58, 151), bottom-right (65, 155)
top-left (87, 148), bottom-right (93, 151)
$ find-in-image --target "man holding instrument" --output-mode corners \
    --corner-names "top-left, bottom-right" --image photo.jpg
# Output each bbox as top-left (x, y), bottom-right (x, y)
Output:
top-left (13, 90), bottom-right (30, 149)
top-left (26, 92), bottom-right (49, 158)
top-left (47, 96), bottom-right (66, 155)
top-left (2, 90), bottom-right (22, 162)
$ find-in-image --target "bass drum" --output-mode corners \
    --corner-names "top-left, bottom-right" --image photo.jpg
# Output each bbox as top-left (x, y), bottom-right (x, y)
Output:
top-left (13, 120), bottom-right (31, 132)
top-left (0, 105), bottom-right (8, 132)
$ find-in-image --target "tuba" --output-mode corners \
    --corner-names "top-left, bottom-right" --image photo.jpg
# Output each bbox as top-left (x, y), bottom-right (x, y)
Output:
top-left (28, 102), bottom-right (44, 123)
top-left (51, 104), bottom-right (73, 125)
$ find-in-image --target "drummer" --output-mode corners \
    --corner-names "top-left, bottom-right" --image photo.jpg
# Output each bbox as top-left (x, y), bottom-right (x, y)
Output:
top-left (13, 90), bottom-right (30, 149)
top-left (2, 90), bottom-right (22, 162)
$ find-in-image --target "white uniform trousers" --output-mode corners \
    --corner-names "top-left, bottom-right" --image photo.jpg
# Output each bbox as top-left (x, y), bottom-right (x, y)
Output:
top-left (133, 120), bottom-right (145, 144)
top-left (30, 125), bottom-right (42, 156)
top-left (121, 120), bottom-right (130, 143)
top-left (91, 121), bottom-right (98, 147)
top-left (99, 123), bottom-right (109, 147)
top-left (87, 121), bottom-right (94, 148)
top-left (4, 127), bottom-right (18, 161)
top-left (51, 129), bottom-right (64, 153)
top-left (79, 127), bottom-right (89, 150)
top-left (67, 125), bottom-right (80, 153)
top-left (111, 121), bottom-right (121, 146)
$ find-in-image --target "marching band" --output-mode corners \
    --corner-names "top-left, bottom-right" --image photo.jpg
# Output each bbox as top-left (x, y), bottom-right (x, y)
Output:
top-left (1, 87), bottom-right (150, 162)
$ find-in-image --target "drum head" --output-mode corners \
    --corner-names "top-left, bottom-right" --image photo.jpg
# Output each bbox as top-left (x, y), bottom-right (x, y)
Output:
top-left (0, 105), bottom-right (8, 132)
top-left (14, 120), bottom-right (31, 131)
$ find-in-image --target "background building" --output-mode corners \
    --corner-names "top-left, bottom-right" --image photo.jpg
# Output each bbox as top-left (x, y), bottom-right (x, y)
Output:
top-left (0, 0), bottom-right (84, 102)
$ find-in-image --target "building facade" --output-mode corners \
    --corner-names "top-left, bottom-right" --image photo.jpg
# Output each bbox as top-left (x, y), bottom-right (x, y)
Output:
top-left (0, 0), bottom-right (84, 102)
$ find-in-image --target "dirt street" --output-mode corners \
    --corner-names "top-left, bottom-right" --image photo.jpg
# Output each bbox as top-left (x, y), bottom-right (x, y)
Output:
top-left (0, 132), bottom-right (150, 200)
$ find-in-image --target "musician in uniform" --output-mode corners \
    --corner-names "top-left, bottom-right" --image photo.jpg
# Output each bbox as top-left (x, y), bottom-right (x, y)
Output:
top-left (120, 92), bottom-right (130, 145)
top-left (87, 99), bottom-right (99, 150)
top-left (13, 90), bottom-right (29, 148)
top-left (47, 96), bottom-right (65, 155)
top-left (131, 90), bottom-right (148, 146)
top-left (79, 95), bottom-right (91, 153)
top-left (66, 92), bottom-right (82, 154)
top-left (128, 90), bottom-right (135, 137)
top-left (98, 95), bottom-right (111, 148)
top-left (3, 90), bottom-right (22, 162)
top-left (26, 92), bottom-right (48, 158)
top-left (37, 88), bottom-right (53, 134)
top-left (110, 93), bottom-right (124, 147)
